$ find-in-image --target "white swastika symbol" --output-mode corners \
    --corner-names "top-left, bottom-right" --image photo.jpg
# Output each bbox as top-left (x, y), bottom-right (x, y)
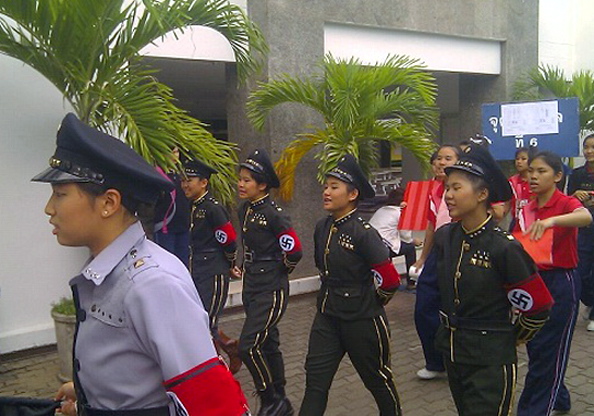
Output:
top-left (279, 234), bottom-right (295, 252)
top-left (508, 288), bottom-right (534, 312)
top-left (372, 270), bottom-right (383, 288)
top-left (215, 230), bottom-right (228, 244)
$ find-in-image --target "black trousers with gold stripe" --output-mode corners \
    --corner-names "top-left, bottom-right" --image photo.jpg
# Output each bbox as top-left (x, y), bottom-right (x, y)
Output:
top-left (195, 273), bottom-right (229, 340)
top-left (445, 359), bottom-right (516, 416)
top-left (300, 311), bottom-right (401, 416)
top-left (239, 287), bottom-right (289, 393)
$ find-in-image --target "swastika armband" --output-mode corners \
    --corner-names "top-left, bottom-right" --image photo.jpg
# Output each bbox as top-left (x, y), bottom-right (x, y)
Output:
top-left (505, 273), bottom-right (554, 315)
top-left (277, 228), bottom-right (302, 254)
top-left (371, 259), bottom-right (400, 291)
top-left (214, 222), bottom-right (237, 247)
top-left (164, 357), bottom-right (249, 415)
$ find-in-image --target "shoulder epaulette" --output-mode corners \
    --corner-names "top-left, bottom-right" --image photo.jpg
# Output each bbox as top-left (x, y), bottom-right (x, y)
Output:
top-left (271, 201), bottom-right (283, 211)
top-left (494, 226), bottom-right (515, 241)
top-left (357, 216), bottom-right (371, 229)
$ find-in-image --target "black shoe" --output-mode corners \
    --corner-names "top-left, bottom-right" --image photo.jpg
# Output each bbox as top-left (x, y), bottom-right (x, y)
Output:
top-left (258, 395), bottom-right (294, 416)
top-left (279, 397), bottom-right (294, 416)
top-left (257, 391), bottom-right (282, 416)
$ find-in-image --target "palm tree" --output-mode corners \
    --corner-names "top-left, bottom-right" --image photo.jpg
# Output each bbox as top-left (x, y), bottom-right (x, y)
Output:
top-left (247, 54), bottom-right (439, 200)
top-left (513, 65), bottom-right (594, 133)
top-left (0, 0), bottom-right (268, 204)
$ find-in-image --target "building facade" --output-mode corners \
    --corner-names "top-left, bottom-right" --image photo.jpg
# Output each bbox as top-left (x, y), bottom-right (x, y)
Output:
top-left (1, 0), bottom-right (574, 353)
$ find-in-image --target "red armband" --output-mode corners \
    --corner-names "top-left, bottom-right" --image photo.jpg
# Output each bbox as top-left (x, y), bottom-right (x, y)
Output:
top-left (371, 259), bottom-right (400, 290)
top-left (505, 273), bottom-right (554, 315)
top-left (164, 357), bottom-right (249, 416)
top-left (214, 222), bottom-right (237, 247)
top-left (277, 228), bottom-right (302, 255)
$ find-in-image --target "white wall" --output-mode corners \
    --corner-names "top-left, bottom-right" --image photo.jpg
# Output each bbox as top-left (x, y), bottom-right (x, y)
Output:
top-left (324, 23), bottom-right (502, 75)
top-left (0, 55), bottom-right (87, 353)
top-left (0, 0), bottom-right (253, 353)
top-left (539, 0), bottom-right (594, 73)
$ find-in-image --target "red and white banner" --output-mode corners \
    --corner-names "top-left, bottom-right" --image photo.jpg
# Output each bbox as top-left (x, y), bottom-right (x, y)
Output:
top-left (399, 181), bottom-right (432, 231)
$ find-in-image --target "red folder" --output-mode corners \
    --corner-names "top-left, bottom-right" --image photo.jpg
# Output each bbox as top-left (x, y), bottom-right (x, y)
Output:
top-left (512, 228), bottom-right (554, 266)
top-left (398, 181), bottom-right (432, 231)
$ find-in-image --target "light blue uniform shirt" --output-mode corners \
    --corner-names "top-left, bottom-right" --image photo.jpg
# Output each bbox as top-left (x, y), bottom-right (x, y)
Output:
top-left (70, 221), bottom-right (216, 411)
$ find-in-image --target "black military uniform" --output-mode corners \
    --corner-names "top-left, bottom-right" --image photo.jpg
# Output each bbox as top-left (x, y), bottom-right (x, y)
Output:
top-left (433, 145), bottom-right (554, 416)
top-left (184, 159), bottom-right (242, 373)
top-left (300, 155), bottom-right (402, 416)
top-left (237, 149), bottom-right (302, 416)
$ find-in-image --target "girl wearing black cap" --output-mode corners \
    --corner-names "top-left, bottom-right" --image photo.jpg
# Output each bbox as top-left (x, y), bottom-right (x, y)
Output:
top-left (236, 149), bottom-right (303, 416)
top-left (299, 154), bottom-right (402, 416)
top-left (35, 114), bottom-right (248, 416)
top-left (433, 145), bottom-right (553, 416)
top-left (181, 158), bottom-right (241, 374)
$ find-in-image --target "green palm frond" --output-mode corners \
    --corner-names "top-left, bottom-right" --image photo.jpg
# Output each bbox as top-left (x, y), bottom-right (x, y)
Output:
top-left (248, 53), bottom-right (438, 200)
top-left (247, 76), bottom-right (325, 130)
top-left (513, 65), bottom-right (594, 133)
top-left (0, 0), bottom-right (268, 204)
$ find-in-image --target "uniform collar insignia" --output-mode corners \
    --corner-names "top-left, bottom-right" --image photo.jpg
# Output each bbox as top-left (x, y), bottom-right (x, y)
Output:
top-left (334, 208), bottom-right (357, 226)
top-left (194, 190), bottom-right (209, 206)
top-left (250, 193), bottom-right (270, 207)
top-left (462, 214), bottom-right (492, 239)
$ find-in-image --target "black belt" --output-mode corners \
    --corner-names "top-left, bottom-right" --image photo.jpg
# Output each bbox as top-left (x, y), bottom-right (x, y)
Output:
top-left (322, 279), bottom-right (373, 288)
top-left (244, 250), bottom-right (282, 263)
top-left (439, 311), bottom-right (514, 332)
top-left (194, 248), bottom-right (220, 254)
top-left (83, 405), bottom-right (169, 416)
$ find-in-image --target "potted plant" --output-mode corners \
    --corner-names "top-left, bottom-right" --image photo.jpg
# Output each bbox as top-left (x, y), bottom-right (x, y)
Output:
top-left (51, 297), bottom-right (76, 382)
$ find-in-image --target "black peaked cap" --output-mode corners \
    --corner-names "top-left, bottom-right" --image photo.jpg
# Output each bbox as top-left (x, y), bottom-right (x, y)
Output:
top-left (183, 158), bottom-right (218, 179)
top-left (326, 154), bottom-right (375, 200)
top-left (445, 143), bottom-right (512, 203)
top-left (240, 148), bottom-right (280, 188)
top-left (31, 113), bottom-right (173, 203)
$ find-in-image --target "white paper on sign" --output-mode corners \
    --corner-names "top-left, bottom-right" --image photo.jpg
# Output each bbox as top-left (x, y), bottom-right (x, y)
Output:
top-left (501, 101), bottom-right (559, 137)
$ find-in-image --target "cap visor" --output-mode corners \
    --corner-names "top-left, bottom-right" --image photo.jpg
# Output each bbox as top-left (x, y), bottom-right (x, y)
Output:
top-left (444, 165), bottom-right (483, 177)
top-left (239, 162), bottom-right (261, 175)
top-left (325, 171), bottom-right (351, 183)
top-left (31, 167), bottom-right (90, 183)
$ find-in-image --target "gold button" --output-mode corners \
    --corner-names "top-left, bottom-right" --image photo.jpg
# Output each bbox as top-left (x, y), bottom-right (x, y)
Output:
top-left (454, 299), bottom-right (460, 305)
top-left (455, 272), bottom-right (461, 278)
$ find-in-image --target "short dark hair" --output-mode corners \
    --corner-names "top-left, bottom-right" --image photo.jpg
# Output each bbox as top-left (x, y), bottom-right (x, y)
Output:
top-left (77, 182), bottom-right (141, 214)
top-left (530, 151), bottom-right (563, 174)
top-left (583, 133), bottom-right (594, 146)
top-left (516, 146), bottom-right (538, 159)
top-left (241, 168), bottom-right (271, 192)
top-left (515, 147), bottom-right (529, 158)
top-left (439, 144), bottom-right (461, 158)
top-left (346, 182), bottom-right (360, 206)
top-left (530, 150), bottom-right (565, 191)
top-left (386, 188), bottom-right (405, 206)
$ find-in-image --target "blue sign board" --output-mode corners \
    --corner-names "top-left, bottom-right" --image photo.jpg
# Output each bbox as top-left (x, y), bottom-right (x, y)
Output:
top-left (481, 98), bottom-right (580, 160)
